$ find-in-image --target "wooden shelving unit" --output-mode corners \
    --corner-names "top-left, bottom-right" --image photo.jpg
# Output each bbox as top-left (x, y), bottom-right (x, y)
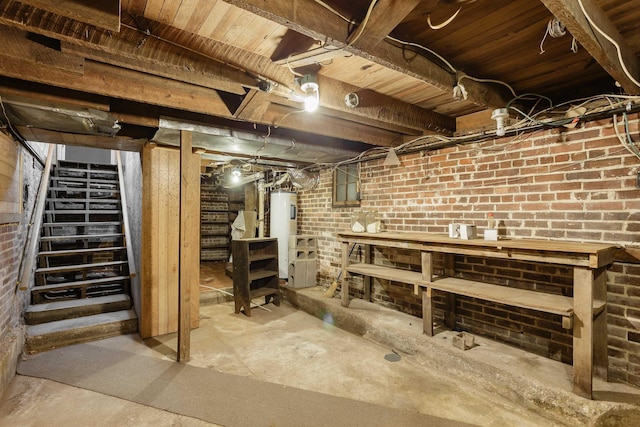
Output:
top-left (232, 238), bottom-right (280, 316)
top-left (200, 184), bottom-right (230, 261)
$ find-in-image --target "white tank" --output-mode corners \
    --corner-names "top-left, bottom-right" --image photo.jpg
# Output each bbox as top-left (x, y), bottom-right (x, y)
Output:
top-left (269, 191), bottom-right (297, 279)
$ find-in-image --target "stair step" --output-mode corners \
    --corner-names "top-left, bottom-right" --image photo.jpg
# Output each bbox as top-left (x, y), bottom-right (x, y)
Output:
top-left (50, 176), bottom-right (118, 184)
top-left (40, 233), bottom-right (123, 242)
top-left (33, 275), bottom-right (130, 293)
top-left (55, 165), bottom-right (117, 174)
top-left (47, 187), bottom-right (119, 193)
top-left (38, 246), bottom-right (127, 257)
top-left (42, 221), bottom-right (122, 227)
top-left (44, 210), bottom-right (121, 215)
top-left (46, 198), bottom-right (120, 204)
top-left (25, 309), bottom-right (137, 353)
top-left (36, 260), bottom-right (128, 275)
top-left (25, 294), bottom-right (132, 325)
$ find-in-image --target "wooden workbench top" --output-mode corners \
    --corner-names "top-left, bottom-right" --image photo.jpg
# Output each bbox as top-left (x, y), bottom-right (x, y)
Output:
top-left (337, 231), bottom-right (618, 268)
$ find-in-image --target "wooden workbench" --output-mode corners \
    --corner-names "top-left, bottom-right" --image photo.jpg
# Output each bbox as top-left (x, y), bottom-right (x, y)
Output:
top-left (338, 231), bottom-right (618, 399)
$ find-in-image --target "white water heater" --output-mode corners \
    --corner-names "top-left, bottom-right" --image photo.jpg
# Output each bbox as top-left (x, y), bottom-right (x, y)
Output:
top-left (270, 191), bottom-right (297, 278)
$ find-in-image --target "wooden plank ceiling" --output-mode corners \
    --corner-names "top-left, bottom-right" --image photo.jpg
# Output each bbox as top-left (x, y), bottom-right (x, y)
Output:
top-left (0, 0), bottom-right (638, 167)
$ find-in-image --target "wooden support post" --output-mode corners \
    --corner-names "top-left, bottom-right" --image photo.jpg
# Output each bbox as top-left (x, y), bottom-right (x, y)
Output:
top-left (341, 241), bottom-right (351, 307)
top-left (177, 130), bottom-right (193, 363)
top-left (443, 254), bottom-right (456, 329)
top-left (423, 288), bottom-right (434, 336)
top-left (592, 267), bottom-right (608, 381)
top-left (573, 267), bottom-right (595, 398)
top-left (364, 244), bottom-right (372, 302)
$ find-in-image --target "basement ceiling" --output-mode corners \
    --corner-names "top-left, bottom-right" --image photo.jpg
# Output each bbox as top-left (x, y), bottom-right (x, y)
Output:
top-left (0, 0), bottom-right (638, 169)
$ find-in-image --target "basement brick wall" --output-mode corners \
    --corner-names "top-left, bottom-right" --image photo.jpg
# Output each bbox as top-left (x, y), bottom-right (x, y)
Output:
top-left (297, 114), bottom-right (640, 388)
top-left (0, 142), bottom-right (45, 340)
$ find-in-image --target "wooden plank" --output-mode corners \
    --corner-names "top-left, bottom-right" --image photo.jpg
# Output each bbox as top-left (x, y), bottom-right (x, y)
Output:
top-left (341, 241), bottom-right (350, 307)
top-left (0, 55), bottom-right (233, 119)
top-left (573, 267), bottom-right (594, 399)
top-left (364, 244), bottom-right (372, 302)
top-left (140, 145), bottom-right (154, 338)
top-left (0, 26), bottom-right (84, 75)
top-left (423, 288), bottom-right (433, 336)
top-left (234, 89), bottom-right (272, 121)
top-left (346, 263), bottom-right (423, 285)
top-left (592, 267), bottom-right (608, 381)
top-left (338, 231), bottom-right (618, 268)
top-left (178, 130), bottom-right (193, 363)
top-left (316, 75), bottom-right (454, 135)
top-left (422, 277), bottom-right (574, 316)
top-left (353, 0), bottom-right (422, 48)
top-left (17, 0), bottom-right (121, 31)
top-left (188, 150), bottom-right (201, 330)
top-left (541, 0), bottom-right (640, 95)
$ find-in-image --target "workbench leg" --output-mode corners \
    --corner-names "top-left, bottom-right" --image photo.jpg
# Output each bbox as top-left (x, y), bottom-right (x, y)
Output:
top-left (442, 254), bottom-right (457, 329)
top-left (445, 293), bottom-right (456, 330)
top-left (341, 241), bottom-right (351, 307)
top-left (364, 244), bottom-right (372, 302)
top-left (573, 267), bottom-right (595, 399)
top-left (593, 267), bottom-right (608, 381)
top-left (422, 288), bottom-right (434, 336)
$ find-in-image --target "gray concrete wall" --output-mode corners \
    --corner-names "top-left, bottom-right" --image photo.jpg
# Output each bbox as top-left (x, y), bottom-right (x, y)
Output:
top-left (120, 151), bottom-right (143, 323)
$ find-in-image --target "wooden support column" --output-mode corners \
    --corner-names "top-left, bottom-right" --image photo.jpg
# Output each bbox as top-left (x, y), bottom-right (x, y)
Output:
top-left (421, 251), bottom-right (434, 336)
top-left (573, 266), bottom-right (595, 398)
top-left (363, 244), bottom-right (372, 302)
top-left (341, 241), bottom-right (351, 307)
top-left (178, 130), bottom-right (193, 363)
top-left (593, 267), bottom-right (608, 381)
top-left (443, 253), bottom-right (456, 329)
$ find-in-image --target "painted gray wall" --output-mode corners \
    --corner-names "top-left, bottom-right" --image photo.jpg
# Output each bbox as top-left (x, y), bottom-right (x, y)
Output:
top-left (120, 151), bottom-right (143, 323)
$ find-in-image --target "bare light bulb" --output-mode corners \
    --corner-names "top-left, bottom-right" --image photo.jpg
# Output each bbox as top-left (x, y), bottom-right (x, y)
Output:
top-left (301, 82), bottom-right (319, 112)
top-left (491, 108), bottom-right (509, 137)
top-left (300, 75), bottom-right (319, 112)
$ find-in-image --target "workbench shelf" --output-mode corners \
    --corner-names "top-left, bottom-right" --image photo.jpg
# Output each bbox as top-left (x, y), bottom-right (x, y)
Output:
top-left (338, 231), bottom-right (617, 399)
top-left (232, 237), bottom-right (280, 316)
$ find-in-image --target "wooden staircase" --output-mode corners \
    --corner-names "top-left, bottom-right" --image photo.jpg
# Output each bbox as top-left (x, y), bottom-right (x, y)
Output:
top-left (25, 160), bottom-right (137, 353)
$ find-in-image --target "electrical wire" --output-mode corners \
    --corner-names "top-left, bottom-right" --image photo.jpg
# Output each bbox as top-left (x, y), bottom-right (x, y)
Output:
top-left (427, 7), bottom-right (461, 30)
top-left (344, 0), bottom-right (379, 48)
top-left (577, 0), bottom-right (640, 89)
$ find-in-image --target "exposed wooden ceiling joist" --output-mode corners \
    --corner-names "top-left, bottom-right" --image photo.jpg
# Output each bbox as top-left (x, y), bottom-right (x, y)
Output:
top-left (223, 0), bottom-right (512, 109)
top-left (16, 0), bottom-right (121, 31)
top-left (315, 74), bottom-right (454, 135)
top-left (16, 126), bottom-right (143, 152)
top-left (540, 0), bottom-right (640, 95)
top-left (0, 33), bottom-right (233, 118)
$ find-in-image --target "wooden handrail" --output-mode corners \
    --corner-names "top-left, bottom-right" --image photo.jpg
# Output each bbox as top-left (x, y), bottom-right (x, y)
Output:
top-left (115, 151), bottom-right (138, 280)
top-left (17, 144), bottom-right (55, 292)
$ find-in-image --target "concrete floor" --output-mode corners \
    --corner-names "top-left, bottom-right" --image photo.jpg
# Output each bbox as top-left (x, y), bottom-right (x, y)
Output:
top-left (2, 283), bottom-right (640, 426)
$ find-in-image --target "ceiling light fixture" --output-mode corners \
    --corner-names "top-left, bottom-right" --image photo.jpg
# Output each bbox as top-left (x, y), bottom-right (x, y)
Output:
top-left (299, 74), bottom-right (319, 112)
top-left (491, 108), bottom-right (509, 137)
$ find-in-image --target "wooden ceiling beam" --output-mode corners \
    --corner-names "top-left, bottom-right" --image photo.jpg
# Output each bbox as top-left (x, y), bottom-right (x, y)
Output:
top-left (235, 89), bottom-right (272, 122)
top-left (0, 36), bottom-right (232, 118)
top-left (541, 0), bottom-right (640, 95)
top-left (16, 126), bottom-right (144, 152)
top-left (16, 0), bottom-right (121, 32)
top-left (61, 42), bottom-right (249, 95)
top-left (315, 74), bottom-right (454, 135)
top-left (0, 26), bottom-right (84, 75)
top-left (224, 0), bottom-right (512, 109)
top-left (262, 104), bottom-right (399, 147)
top-left (352, 0), bottom-right (421, 48)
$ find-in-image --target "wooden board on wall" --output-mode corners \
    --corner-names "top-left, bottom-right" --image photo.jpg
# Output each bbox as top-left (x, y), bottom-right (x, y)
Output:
top-left (0, 132), bottom-right (22, 222)
top-left (141, 145), bottom-right (200, 338)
